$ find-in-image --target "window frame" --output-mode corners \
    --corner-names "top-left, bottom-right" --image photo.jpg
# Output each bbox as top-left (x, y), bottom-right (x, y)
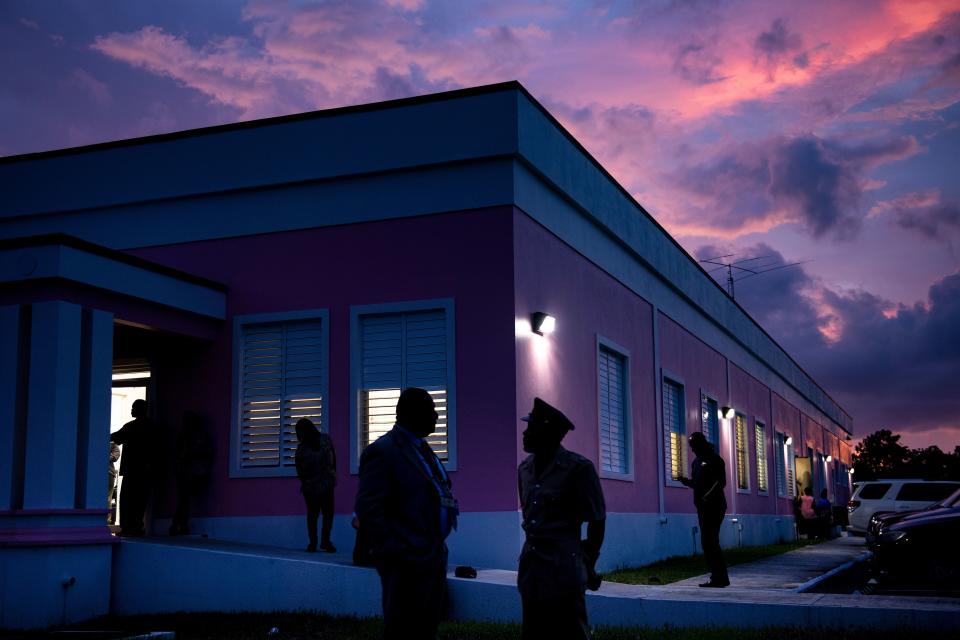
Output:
top-left (755, 418), bottom-right (769, 495)
top-left (734, 412), bottom-right (751, 493)
top-left (661, 370), bottom-right (686, 487)
top-left (229, 309), bottom-right (330, 479)
top-left (596, 335), bottom-right (633, 481)
top-left (349, 298), bottom-right (457, 474)
top-left (699, 391), bottom-right (720, 447)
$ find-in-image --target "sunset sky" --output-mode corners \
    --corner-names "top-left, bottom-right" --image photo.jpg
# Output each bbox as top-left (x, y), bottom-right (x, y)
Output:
top-left (2, 0), bottom-right (958, 451)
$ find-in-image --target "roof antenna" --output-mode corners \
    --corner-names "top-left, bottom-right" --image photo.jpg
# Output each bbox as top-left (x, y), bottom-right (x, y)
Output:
top-left (699, 254), bottom-right (808, 300)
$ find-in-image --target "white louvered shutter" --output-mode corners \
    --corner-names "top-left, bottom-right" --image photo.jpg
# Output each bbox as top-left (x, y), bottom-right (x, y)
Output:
top-left (599, 347), bottom-right (628, 474)
top-left (775, 432), bottom-right (786, 497)
top-left (240, 319), bottom-right (325, 469)
top-left (360, 309), bottom-right (449, 460)
top-left (662, 379), bottom-right (684, 480)
top-left (756, 422), bottom-right (768, 493)
top-left (701, 395), bottom-right (719, 445)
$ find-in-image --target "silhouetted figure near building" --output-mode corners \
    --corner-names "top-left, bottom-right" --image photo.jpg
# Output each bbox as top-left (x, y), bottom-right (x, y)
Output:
top-left (799, 486), bottom-right (817, 539)
top-left (295, 417), bottom-right (337, 552)
top-left (110, 399), bottom-right (158, 536)
top-left (351, 513), bottom-right (375, 567)
top-left (518, 397), bottom-right (606, 640)
top-left (169, 411), bottom-right (212, 536)
top-left (815, 488), bottom-right (832, 539)
top-left (679, 431), bottom-right (729, 587)
top-left (355, 387), bottom-right (458, 640)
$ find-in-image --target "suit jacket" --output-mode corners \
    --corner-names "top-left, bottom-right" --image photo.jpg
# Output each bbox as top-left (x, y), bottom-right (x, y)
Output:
top-left (354, 426), bottom-right (450, 568)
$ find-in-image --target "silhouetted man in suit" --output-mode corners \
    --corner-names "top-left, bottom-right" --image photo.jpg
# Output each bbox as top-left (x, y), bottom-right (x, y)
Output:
top-left (679, 431), bottom-right (729, 587)
top-left (355, 387), bottom-right (458, 640)
top-left (110, 399), bottom-right (158, 536)
top-left (518, 398), bottom-right (605, 640)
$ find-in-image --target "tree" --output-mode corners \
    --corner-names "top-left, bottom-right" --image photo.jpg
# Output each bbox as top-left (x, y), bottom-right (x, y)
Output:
top-left (852, 429), bottom-right (910, 480)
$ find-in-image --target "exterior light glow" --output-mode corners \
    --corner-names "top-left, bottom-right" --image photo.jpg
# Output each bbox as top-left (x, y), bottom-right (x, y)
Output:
top-left (531, 312), bottom-right (556, 336)
top-left (785, 436), bottom-right (793, 446)
top-left (826, 455), bottom-right (833, 462)
top-left (719, 406), bottom-right (734, 420)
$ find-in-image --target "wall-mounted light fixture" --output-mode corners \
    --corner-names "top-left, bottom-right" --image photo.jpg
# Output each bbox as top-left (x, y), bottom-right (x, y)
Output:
top-left (719, 406), bottom-right (734, 420)
top-left (531, 312), bottom-right (556, 336)
top-left (785, 436), bottom-right (793, 446)
top-left (849, 468), bottom-right (855, 475)
top-left (826, 455), bottom-right (833, 462)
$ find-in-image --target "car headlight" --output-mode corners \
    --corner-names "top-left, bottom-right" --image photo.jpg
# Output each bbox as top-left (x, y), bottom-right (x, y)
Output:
top-left (878, 530), bottom-right (908, 544)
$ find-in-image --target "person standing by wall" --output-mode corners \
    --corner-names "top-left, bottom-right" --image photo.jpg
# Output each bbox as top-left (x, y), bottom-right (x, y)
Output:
top-left (354, 387), bottom-right (458, 640)
top-left (679, 431), bottom-right (729, 588)
top-left (109, 399), bottom-right (159, 537)
top-left (517, 397), bottom-right (606, 640)
top-left (295, 417), bottom-right (337, 552)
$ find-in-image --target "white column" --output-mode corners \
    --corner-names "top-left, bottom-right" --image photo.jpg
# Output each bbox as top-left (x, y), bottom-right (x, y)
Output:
top-left (23, 301), bottom-right (82, 509)
top-left (0, 305), bottom-right (23, 510)
top-left (78, 309), bottom-right (114, 509)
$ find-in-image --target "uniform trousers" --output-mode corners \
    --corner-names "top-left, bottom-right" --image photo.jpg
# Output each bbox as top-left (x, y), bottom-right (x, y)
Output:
top-left (304, 488), bottom-right (334, 547)
top-left (377, 552), bottom-right (447, 640)
top-left (697, 505), bottom-right (729, 583)
top-left (521, 593), bottom-right (590, 640)
top-left (118, 473), bottom-right (150, 536)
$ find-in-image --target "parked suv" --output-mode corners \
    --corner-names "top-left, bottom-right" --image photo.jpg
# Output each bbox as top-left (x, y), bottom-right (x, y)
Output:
top-left (847, 479), bottom-right (960, 535)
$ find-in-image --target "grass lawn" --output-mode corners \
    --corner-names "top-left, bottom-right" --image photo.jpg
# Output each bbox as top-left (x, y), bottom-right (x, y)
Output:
top-left (603, 539), bottom-right (819, 585)
top-left (5, 612), bottom-right (948, 640)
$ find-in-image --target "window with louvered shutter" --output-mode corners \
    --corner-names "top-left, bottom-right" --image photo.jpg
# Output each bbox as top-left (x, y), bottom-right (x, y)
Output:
top-left (700, 394), bottom-right (719, 445)
top-left (598, 345), bottom-right (629, 476)
top-left (756, 421), bottom-right (768, 493)
top-left (359, 308), bottom-right (450, 461)
top-left (735, 413), bottom-right (749, 490)
top-left (236, 315), bottom-right (326, 474)
top-left (662, 378), bottom-right (685, 482)
top-left (775, 432), bottom-right (787, 497)
top-left (786, 438), bottom-right (796, 498)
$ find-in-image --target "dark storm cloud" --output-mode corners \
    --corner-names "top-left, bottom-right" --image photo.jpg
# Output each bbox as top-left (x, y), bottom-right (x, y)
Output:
top-left (673, 42), bottom-right (727, 85)
top-left (705, 245), bottom-right (960, 440)
top-left (672, 133), bottom-right (918, 239)
top-left (895, 202), bottom-right (960, 238)
top-left (753, 18), bottom-right (803, 79)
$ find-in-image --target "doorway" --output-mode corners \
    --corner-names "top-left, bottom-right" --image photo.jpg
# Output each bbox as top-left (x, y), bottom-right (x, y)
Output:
top-left (109, 361), bottom-right (151, 531)
top-left (795, 456), bottom-right (812, 497)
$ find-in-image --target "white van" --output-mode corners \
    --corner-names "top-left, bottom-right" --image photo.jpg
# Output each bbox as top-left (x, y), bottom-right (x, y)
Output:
top-left (847, 479), bottom-right (960, 535)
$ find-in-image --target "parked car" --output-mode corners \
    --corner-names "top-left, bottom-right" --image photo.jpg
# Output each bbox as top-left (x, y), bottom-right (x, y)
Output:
top-left (866, 487), bottom-right (960, 542)
top-left (867, 508), bottom-right (960, 588)
top-left (846, 479), bottom-right (960, 535)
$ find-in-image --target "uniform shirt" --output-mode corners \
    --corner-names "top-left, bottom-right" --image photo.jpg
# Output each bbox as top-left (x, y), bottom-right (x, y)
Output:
top-left (518, 446), bottom-right (606, 542)
top-left (690, 449), bottom-right (727, 512)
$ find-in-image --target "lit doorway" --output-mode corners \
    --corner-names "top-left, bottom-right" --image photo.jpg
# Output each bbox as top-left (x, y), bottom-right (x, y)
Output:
top-left (110, 361), bottom-right (151, 531)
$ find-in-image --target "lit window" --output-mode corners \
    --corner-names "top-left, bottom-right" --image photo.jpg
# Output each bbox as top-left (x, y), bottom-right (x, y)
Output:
top-left (233, 313), bottom-right (328, 476)
top-left (755, 421), bottom-right (768, 493)
top-left (598, 344), bottom-right (630, 476)
top-left (735, 413), bottom-right (749, 491)
top-left (355, 303), bottom-right (454, 465)
top-left (663, 378), bottom-right (685, 482)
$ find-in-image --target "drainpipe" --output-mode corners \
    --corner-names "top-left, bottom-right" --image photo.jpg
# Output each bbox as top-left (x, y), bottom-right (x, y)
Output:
top-left (652, 308), bottom-right (666, 523)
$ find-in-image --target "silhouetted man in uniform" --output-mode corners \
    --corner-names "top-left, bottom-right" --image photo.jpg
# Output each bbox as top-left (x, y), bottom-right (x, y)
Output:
top-left (518, 398), bottom-right (605, 640)
top-left (679, 431), bottom-right (729, 587)
top-left (110, 399), bottom-right (158, 536)
top-left (355, 387), bottom-right (458, 640)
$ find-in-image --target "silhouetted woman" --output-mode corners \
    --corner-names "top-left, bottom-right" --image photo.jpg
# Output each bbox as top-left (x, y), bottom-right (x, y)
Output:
top-left (295, 418), bottom-right (337, 552)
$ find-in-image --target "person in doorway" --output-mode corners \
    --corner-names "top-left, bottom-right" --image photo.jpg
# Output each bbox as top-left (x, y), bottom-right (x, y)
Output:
top-left (517, 397), bottom-right (606, 640)
top-left (799, 486), bottom-right (817, 539)
top-left (295, 417), bottom-right (337, 552)
top-left (814, 488), bottom-right (832, 540)
top-left (678, 431), bottom-right (729, 587)
top-left (169, 411), bottom-right (212, 536)
top-left (108, 441), bottom-right (121, 525)
top-left (355, 387), bottom-right (458, 640)
top-left (109, 399), bottom-right (159, 536)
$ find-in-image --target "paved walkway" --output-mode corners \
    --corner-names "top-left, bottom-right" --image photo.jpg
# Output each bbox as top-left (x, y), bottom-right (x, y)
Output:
top-left (669, 535), bottom-right (868, 591)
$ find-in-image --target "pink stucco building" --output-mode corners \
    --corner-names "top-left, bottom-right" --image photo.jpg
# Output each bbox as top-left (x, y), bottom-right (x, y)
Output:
top-left (0, 82), bottom-right (852, 628)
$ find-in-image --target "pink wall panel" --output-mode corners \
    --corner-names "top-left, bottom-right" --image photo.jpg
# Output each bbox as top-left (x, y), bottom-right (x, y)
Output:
top-left (728, 364), bottom-right (775, 516)
top-left (513, 212), bottom-right (658, 513)
top-left (128, 207), bottom-right (519, 518)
